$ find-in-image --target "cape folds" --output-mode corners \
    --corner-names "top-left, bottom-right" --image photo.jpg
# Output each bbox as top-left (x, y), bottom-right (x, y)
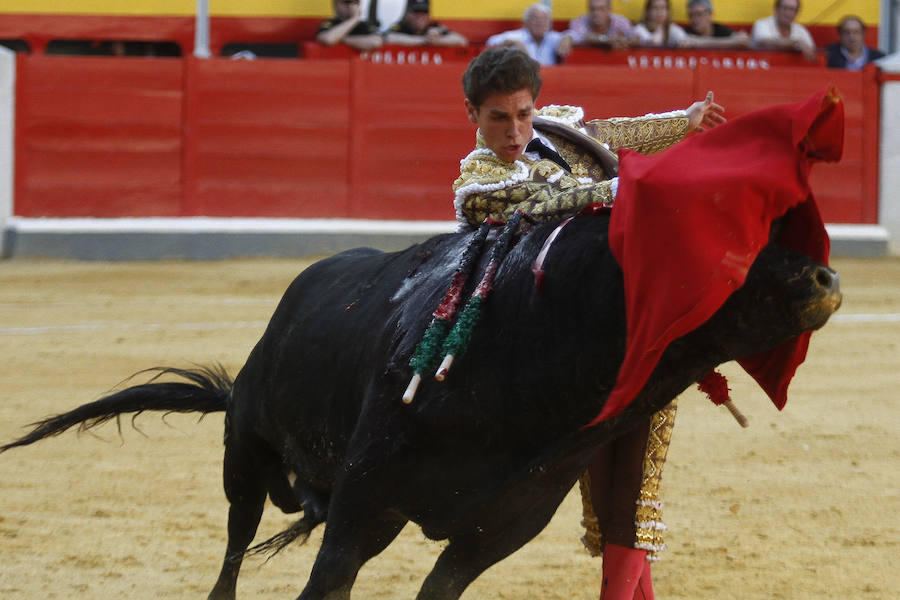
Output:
top-left (589, 87), bottom-right (844, 426)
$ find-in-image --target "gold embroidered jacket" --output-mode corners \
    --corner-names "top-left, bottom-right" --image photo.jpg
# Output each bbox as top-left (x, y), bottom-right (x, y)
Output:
top-left (452, 105), bottom-right (690, 228)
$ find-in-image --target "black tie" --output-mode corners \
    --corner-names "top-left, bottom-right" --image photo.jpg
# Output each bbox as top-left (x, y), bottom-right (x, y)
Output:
top-left (525, 138), bottom-right (572, 172)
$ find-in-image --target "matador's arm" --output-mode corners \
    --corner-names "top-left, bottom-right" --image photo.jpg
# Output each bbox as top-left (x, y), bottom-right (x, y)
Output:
top-left (583, 112), bottom-right (690, 155)
top-left (460, 180), bottom-right (615, 226)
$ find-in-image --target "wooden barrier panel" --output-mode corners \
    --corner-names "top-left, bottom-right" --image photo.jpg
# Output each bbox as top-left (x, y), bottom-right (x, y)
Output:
top-left (182, 58), bottom-right (352, 218)
top-left (349, 60), bottom-right (472, 220)
top-left (12, 55), bottom-right (880, 224)
top-left (14, 55), bottom-right (184, 217)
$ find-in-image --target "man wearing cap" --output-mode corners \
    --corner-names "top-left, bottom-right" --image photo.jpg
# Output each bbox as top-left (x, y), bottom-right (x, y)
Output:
top-left (453, 46), bottom-right (725, 600)
top-left (316, 0), bottom-right (384, 51)
top-left (681, 0), bottom-right (750, 48)
top-left (385, 0), bottom-right (468, 47)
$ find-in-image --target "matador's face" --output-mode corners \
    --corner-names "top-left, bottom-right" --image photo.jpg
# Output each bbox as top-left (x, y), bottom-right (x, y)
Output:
top-left (465, 88), bottom-right (535, 163)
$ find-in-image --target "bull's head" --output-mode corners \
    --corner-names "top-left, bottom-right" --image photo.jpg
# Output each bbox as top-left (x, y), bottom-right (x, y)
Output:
top-left (700, 240), bottom-right (841, 362)
top-left (591, 208), bottom-right (843, 426)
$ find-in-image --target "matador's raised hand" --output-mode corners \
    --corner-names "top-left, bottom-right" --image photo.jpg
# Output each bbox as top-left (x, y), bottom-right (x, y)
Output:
top-left (685, 91), bottom-right (726, 132)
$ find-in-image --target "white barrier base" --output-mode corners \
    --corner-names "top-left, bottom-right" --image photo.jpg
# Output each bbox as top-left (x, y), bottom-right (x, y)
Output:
top-left (2, 217), bottom-right (458, 260)
top-left (0, 47), bottom-right (15, 255)
top-left (1, 217), bottom-right (888, 260)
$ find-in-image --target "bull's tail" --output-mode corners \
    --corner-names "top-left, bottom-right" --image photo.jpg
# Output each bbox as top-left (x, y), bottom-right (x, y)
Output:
top-left (0, 366), bottom-right (232, 453)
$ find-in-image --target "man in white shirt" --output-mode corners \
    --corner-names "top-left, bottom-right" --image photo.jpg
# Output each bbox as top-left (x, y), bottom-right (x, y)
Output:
top-left (751, 0), bottom-right (817, 61)
top-left (486, 3), bottom-right (574, 66)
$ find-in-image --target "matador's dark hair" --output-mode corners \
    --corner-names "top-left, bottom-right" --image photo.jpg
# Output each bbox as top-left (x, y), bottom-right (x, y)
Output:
top-left (462, 47), bottom-right (542, 108)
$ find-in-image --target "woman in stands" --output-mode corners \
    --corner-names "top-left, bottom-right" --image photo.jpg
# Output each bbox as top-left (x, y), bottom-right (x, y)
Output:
top-left (632, 0), bottom-right (688, 47)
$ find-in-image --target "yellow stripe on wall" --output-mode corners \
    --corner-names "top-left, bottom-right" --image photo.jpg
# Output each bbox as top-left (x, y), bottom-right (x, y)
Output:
top-left (0, 0), bottom-right (879, 24)
top-left (0, 0), bottom-right (328, 17)
top-left (0, 0), bottom-right (195, 16)
top-left (212, 0), bottom-right (331, 18)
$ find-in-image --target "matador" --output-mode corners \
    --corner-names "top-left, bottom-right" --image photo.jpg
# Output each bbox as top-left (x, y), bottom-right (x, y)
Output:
top-left (453, 46), bottom-right (725, 600)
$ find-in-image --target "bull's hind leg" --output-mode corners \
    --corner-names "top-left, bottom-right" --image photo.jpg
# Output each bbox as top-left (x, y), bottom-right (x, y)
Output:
top-left (207, 434), bottom-right (272, 600)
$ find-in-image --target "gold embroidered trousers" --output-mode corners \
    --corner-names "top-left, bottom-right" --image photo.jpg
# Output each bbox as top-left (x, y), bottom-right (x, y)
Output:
top-left (579, 401), bottom-right (678, 561)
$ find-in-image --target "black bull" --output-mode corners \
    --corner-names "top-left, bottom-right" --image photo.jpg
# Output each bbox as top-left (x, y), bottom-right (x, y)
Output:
top-left (1, 211), bottom-right (841, 599)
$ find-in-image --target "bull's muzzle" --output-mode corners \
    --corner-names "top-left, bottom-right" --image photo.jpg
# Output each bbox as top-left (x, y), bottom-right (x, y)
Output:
top-left (816, 265), bottom-right (842, 307)
top-left (803, 265), bottom-right (842, 329)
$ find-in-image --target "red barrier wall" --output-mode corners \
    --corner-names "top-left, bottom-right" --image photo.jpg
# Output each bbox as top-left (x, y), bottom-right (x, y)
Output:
top-left (12, 54), bottom-right (880, 223)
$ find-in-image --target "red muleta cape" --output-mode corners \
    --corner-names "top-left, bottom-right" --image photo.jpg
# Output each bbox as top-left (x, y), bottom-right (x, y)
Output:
top-left (587, 87), bottom-right (844, 426)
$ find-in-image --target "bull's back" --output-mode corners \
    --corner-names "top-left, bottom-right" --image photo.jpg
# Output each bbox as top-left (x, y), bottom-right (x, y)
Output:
top-left (230, 237), bottom-right (464, 471)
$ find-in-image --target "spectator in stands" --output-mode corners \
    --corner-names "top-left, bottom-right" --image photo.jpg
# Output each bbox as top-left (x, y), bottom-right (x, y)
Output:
top-left (825, 15), bottom-right (885, 70)
top-left (632, 0), bottom-right (688, 47)
top-left (681, 0), bottom-right (750, 48)
top-left (486, 3), bottom-right (574, 66)
top-left (751, 0), bottom-right (817, 62)
top-left (384, 0), bottom-right (467, 47)
top-left (316, 0), bottom-right (383, 51)
top-left (566, 0), bottom-right (634, 49)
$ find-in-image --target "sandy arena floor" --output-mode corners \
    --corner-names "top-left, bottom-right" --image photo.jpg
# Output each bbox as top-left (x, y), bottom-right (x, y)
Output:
top-left (0, 255), bottom-right (897, 599)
